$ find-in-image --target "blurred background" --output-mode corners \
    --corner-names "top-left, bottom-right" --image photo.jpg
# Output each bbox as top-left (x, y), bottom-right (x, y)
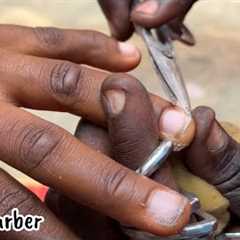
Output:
top-left (0, 0), bottom-right (239, 189)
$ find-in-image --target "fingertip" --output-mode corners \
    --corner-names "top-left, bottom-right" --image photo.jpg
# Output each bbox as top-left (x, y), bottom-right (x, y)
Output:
top-left (110, 22), bottom-right (134, 42)
top-left (192, 106), bottom-right (216, 143)
top-left (133, 0), bottom-right (160, 16)
top-left (193, 106), bottom-right (216, 120)
top-left (117, 41), bottom-right (142, 70)
top-left (131, 0), bottom-right (195, 29)
top-left (142, 188), bottom-right (191, 236)
top-left (118, 42), bottom-right (138, 57)
top-left (158, 107), bottom-right (196, 150)
top-left (98, 0), bottom-right (134, 41)
top-left (131, 0), bottom-right (180, 28)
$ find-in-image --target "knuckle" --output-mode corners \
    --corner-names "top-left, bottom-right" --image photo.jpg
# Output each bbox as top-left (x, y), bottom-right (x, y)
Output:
top-left (102, 166), bottom-right (136, 202)
top-left (33, 27), bottom-right (64, 48)
top-left (49, 61), bottom-right (82, 100)
top-left (17, 124), bottom-right (63, 173)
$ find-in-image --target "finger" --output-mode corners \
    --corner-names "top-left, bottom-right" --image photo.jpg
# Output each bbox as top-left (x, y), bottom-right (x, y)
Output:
top-left (46, 188), bottom-right (126, 240)
top-left (131, 0), bottom-right (197, 28)
top-left (98, 0), bottom-right (134, 41)
top-left (185, 106), bottom-right (240, 217)
top-left (0, 103), bottom-right (191, 236)
top-left (101, 74), bottom-right (178, 189)
top-left (0, 169), bottom-right (78, 240)
top-left (0, 25), bottom-right (140, 71)
top-left (75, 119), bottom-right (112, 157)
top-left (46, 121), bottom-right (126, 240)
top-left (0, 50), bottom-right (195, 147)
top-left (167, 22), bottom-right (196, 46)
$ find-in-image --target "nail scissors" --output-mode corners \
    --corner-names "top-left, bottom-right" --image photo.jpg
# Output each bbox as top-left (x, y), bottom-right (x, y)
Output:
top-left (135, 20), bottom-right (192, 116)
top-left (132, 0), bottom-right (191, 188)
top-left (133, 0), bottom-right (193, 164)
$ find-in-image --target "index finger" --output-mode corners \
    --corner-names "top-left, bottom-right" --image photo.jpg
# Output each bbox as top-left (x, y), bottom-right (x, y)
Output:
top-left (0, 102), bottom-right (191, 236)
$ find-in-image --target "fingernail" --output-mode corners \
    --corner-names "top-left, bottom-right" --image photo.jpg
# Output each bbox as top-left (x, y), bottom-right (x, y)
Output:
top-left (134, 0), bottom-right (159, 15)
top-left (103, 90), bottom-right (126, 115)
top-left (118, 42), bottom-right (139, 57)
top-left (159, 107), bottom-right (191, 137)
top-left (147, 189), bottom-right (189, 226)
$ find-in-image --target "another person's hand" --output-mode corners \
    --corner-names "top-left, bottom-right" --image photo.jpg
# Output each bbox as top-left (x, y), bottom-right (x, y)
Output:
top-left (184, 106), bottom-right (240, 219)
top-left (0, 24), bottom-right (192, 239)
top-left (98, 0), bottom-right (198, 44)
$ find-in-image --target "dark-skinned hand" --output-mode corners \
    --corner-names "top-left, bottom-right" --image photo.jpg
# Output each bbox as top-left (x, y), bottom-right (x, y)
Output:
top-left (0, 24), bottom-right (193, 239)
top-left (98, 0), bottom-right (198, 44)
top-left (0, 24), bottom-right (238, 240)
top-left (46, 75), bottom-right (240, 240)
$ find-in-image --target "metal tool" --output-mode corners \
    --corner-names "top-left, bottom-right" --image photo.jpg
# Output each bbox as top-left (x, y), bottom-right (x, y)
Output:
top-left (217, 232), bottom-right (240, 240)
top-left (133, 0), bottom-right (192, 116)
top-left (136, 24), bottom-right (192, 116)
top-left (132, 0), bottom-right (193, 170)
top-left (136, 140), bottom-right (173, 177)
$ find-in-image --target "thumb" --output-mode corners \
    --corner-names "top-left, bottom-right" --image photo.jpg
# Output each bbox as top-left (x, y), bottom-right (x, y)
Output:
top-left (101, 74), bottom-right (191, 236)
top-left (101, 73), bottom-right (178, 190)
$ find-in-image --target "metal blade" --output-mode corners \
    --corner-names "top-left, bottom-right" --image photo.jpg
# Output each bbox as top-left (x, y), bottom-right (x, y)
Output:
top-left (137, 25), bottom-right (192, 115)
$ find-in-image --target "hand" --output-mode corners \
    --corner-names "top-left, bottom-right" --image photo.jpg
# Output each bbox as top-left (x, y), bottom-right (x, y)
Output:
top-left (46, 74), bottom-right (189, 240)
top-left (183, 107), bottom-right (240, 218)
top-left (0, 24), bottom-right (192, 239)
top-left (98, 0), bottom-right (198, 44)
top-left (46, 82), bottom-right (240, 238)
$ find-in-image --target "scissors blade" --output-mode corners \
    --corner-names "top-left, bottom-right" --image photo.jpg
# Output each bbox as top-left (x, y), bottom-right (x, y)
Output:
top-left (136, 25), bottom-right (192, 115)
